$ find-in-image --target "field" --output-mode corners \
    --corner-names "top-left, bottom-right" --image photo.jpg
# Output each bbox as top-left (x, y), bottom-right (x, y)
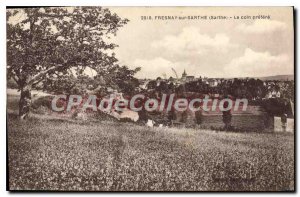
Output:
top-left (7, 92), bottom-right (294, 191)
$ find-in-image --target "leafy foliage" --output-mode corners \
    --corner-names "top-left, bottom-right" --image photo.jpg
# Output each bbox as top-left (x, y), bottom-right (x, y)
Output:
top-left (7, 7), bottom-right (133, 91)
top-left (7, 7), bottom-right (141, 118)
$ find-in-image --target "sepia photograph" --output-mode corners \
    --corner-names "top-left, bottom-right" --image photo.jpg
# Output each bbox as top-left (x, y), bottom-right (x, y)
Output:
top-left (6, 6), bottom-right (295, 191)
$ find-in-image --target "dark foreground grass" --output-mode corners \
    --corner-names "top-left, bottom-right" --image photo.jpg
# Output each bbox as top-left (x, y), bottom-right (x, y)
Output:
top-left (8, 114), bottom-right (294, 191)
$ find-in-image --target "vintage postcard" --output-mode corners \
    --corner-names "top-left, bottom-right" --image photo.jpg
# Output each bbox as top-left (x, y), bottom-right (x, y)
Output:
top-left (7, 6), bottom-right (294, 191)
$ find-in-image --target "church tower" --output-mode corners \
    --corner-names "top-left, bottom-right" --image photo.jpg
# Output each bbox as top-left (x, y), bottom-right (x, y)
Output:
top-left (182, 69), bottom-right (187, 79)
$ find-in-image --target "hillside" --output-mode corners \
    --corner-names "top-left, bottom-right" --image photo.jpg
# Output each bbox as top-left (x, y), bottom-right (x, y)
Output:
top-left (256, 75), bottom-right (294, 81)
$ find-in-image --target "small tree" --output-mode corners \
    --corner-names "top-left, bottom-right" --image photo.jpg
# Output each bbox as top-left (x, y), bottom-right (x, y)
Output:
top-left (7, 7), bottom-right (129, 119)
top-left (97, 66), bottom-right (141, 96)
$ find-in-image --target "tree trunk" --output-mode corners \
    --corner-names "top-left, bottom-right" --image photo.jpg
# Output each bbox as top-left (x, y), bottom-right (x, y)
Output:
top-left (19, 87), bottom-right (32, 120)
top-left (222, 111), bottom-right (232, 131)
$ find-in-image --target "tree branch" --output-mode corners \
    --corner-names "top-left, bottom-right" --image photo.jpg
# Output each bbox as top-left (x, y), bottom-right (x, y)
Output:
top-left (28, 65), bottom-right (58, 86)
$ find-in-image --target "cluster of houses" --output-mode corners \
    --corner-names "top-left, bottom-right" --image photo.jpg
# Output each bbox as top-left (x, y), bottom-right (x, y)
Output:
top-left (137, 70), bottom-right (294, 104)
top-left (139, 69), bottom-right (222, 89)
top-left (178, 69), bottom-right (221, 86)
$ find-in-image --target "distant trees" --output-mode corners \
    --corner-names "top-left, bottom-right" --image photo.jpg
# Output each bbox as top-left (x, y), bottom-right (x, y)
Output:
top-left (7, 7), bottom-right (138, 119)
top-left (97, 65), bottom-right (141, 96)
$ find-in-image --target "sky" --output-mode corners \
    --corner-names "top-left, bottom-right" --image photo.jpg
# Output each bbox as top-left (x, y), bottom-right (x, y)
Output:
top-left (8, 7), bottom-right (294, 79)
top-left (108, 7), bottom-right (294, 79)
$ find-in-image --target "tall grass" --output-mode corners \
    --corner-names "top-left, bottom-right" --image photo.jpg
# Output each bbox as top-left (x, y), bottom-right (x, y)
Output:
top-left (8, 114), bottom-right (294, 191)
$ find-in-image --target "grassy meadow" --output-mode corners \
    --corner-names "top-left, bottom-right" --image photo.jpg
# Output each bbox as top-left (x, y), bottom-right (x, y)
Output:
top-left (7, 92), bottom-right (294, 191)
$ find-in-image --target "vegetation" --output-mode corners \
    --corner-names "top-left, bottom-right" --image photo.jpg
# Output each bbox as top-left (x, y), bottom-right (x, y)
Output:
top-left (8, 113), bottom-right (294, 191)
top-left (6, 7), bottom-right (295, 192)
top-left (7, 7), bottom-right (139, 119)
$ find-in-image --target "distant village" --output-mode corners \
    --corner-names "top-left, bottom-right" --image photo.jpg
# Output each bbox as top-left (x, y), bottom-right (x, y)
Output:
top-left (138, 69), bottom-right (294, 102)
top-left (140, 69), bottom-right (294, 87)
top-left (139, 69), bottom-right (225, 88)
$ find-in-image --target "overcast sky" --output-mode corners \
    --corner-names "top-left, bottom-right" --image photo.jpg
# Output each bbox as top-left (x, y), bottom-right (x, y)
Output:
top-left (108, 7), bottom-right (294, 79)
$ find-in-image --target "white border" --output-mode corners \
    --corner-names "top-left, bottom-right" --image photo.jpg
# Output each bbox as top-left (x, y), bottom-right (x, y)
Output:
top-left (1, 1), bottom-right (298, 196)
